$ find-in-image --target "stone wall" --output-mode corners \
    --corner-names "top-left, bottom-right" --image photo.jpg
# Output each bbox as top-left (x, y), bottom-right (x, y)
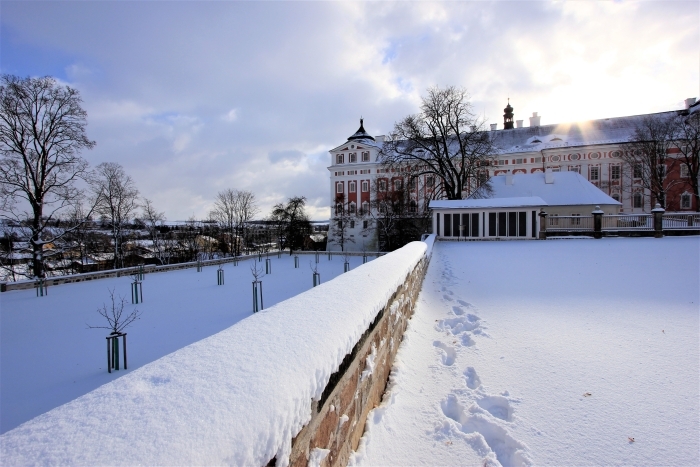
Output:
top-left (279, 251), bottom-right (430, 467)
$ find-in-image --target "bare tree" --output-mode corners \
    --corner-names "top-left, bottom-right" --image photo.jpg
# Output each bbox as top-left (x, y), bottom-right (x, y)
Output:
top-left (140, 198), bottom-right (169, 264)
top-left (210, 189), bottom-right (258, 257)
top-left (0, 75), bottom-right (96, 278)
top-left (269, 196), bottom-right (312, 253)
top-left (671, 111), bottom-right (700, 211)
top-left (87, 288), bottom-right (142, 333)
top-left (620, 114), bottom-right (681, 209)
top-left (91, 162), bottom-right (140, 269)
top-left (379, 86), bottom-right (495, 201)
top-left (366, 175), bottom-right (430, 251)
top-left (329, 194), bottom-right (357, 252)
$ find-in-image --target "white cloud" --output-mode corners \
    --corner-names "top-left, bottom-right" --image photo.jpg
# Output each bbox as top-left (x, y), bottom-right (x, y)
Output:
top-left (1, 1), bottom-right (696, 220)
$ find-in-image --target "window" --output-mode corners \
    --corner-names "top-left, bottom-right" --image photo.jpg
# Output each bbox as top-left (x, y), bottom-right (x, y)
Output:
top-left (360, 169), bottom-right (371, 174)
top-left (535, 157), bottom-right (542, 163)
top-left (379, 179), bottom-right (387, 191)
top-left (569, 166), bottom-right (580, 174)
top-left (393, 179), bottom-right (403, 191)
top-left (426, 176), bottom-right (434, 188)
top-left (335, 203), bottom-right (343, 214)
top-left (681, 193), bottom-right (691, 209)
top-left (336, 182), bottom-right (343, 194)
top-left (349, 202), bottom-right (356, 214)
top-left (361, 180), bottom-right (369, 192)
top-left (590, 166), bottom-right (599, 181)
top-left (409, 200), bottom-right (417, 213)
top-left (362, 201), bottom-right (369, 214)
top-left (362, 220), bottom-right (368, 229)
top-left (362, 152), bottom-right (370, 162)
top-left (590, 152), bottom-right (601, 159)
top-left (612, 193), bottom-right (621, 202)
top-left (349, 153), bottom-right (357, 163)
top-left (408, 178), bottom-right (416, 190)
top-left (349, 181), bottom-right (356, 193)
top-left (515, 158), bottom-right (523, 164)
top-left (633, 163), bottom-right (642, 179)
top-left (350, 220), bottom-right (355, 228)
top-left (611, 165), bottom-right (621, 180)
top-left (633, 192), bottom-right (643, 208)
top-left (551, 155), bottom-right (561, 162)
top-left (681, 164), bottom-right (690, 178)
top-left (657, 164), bottom-right (666, 178)
top-left (336, 154), bottom-right (344, 164)
top-left (611, 150), bottom-right (622, 158)
top-left (570, 154), bottom-right (580, 161)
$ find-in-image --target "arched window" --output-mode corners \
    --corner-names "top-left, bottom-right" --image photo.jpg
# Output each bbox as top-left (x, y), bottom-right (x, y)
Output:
top-left (612, 193), bottom-right (621, 202)
top-left (361, 201), bottom-right (369, 214)
top-left (349, 202), bottom-right (356, 214)
top-left (335, 203), bottom-right (343, 215)
top-left (409, 200), bottom-right (417, 213)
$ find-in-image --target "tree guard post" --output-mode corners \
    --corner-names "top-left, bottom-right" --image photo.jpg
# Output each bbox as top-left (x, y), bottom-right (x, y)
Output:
top-left (294, 255), bottom-right (299, 268)
top-left (131, 279), bottom-right (143, 304)
top-left (344, 261), bottom-right (350, 272)
top-left (315, 252), bottom-right (319, 263)
top-left (217, 266), bottom-right (224, 285)
top-left (265, 258), bottom-right (272, 274)
top-left (35, 279), bottom-right (47, 297)
top-left (313, 272), bottom-right (321, 287)
top-left (106, 332), bottom-right (127, 373)
top-left (252, 280), bottom-right (263, 313)
top-left (362, 255), bottom-right (368, 264)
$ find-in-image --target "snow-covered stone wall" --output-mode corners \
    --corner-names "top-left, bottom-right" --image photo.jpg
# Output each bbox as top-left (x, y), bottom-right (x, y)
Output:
top-left (0, 237), bottom-right (434, 467)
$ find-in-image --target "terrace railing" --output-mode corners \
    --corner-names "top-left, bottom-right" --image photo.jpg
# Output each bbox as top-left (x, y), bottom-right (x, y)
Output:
top-left (547, 215), bottom-right (593, 231)
top-left (663, 213), bottom-right (700, 229)
top-left (601, 214), bottom-right (653, 231)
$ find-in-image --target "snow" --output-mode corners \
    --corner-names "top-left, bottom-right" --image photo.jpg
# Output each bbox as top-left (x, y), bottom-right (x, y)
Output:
top-left (485, 172), bottom-right (621, 206)
top-left (430, 197), bottom-right (546, 210)
top-left (351, 237), bottom-right (699, 466)
top-left (0, 252), bottom-right (374, 435)
top-left (0, 242), bottom-right (429, 466)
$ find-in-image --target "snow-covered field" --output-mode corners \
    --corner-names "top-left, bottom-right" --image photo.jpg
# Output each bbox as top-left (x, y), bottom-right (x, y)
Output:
top-left (351, 237), bottom-right (699, 467)
top-left (0, 253), bottom-right (372, 434)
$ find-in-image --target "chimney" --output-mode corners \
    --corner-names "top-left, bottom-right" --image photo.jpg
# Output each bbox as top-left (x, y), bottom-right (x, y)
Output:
top-left (685, 98), bottom-right (697, 109)
top-left (490, 123), bottom-right (497, 131)
top-left (545, 167), bottom-right (554, 184)
top-left (529, 112), bottom-right (541, 127)
top-left (505, 173), bottom-right (513, 185)
top-left (516, 120), bottom-right (523, 128)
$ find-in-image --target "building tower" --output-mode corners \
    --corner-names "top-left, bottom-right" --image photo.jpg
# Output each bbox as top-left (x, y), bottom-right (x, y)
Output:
top-left (503, 99), bottom-right (514, 130)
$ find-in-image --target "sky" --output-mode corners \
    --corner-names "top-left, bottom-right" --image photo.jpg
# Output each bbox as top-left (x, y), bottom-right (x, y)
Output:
top-left (1, 1), bottom-right (698, 221)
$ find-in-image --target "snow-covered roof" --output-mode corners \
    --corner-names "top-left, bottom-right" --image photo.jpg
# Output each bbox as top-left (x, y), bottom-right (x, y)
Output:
top-left (483, 172), bottom-right (622, 206)
top-left (489, 110), bottom-right (679, 154)
top-left (429, 196), bottom-right (546, 210)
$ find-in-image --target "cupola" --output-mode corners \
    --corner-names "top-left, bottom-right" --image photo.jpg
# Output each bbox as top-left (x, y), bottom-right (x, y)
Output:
top-left (503, 99), bottom-right (514, 130)
top-left (347, 118), bottom-right (375, 141)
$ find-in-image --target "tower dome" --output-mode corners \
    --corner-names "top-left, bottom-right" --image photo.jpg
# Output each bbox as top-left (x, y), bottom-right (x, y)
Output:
top-left (503, 100), bottom-right (514, 130)
top-left (347, 118), bottom-right (375, 141)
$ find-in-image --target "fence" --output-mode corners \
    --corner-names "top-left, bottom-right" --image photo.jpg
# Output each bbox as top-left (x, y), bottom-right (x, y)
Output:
top-left (601, 214), bottom-right (653, 231)
top-left (547, 215), bottom-right (594, 231)
top-left (540, 206), bottom-right (700, 238)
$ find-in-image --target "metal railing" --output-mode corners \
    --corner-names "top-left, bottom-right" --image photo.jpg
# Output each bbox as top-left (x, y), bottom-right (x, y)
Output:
top-left (601, 214), bottom-right (652, 231)
top-left (663, 213), bottom-right (700, 229)
top-left (547, 215), bottom-right (593, 231)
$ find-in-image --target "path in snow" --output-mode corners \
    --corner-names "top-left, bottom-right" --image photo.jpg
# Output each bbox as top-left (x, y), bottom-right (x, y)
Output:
top-left (0, 253), bottom-right (372, 434)
top-left (351, 237), bottom-right (699, 466)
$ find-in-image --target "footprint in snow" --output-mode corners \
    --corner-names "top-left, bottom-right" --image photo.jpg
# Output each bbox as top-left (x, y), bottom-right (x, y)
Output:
top-left (464, 366), bottom-right (481, 389)
top-left (452, 305), bottom-right (465, 315)
top-left (440, 394), bottom-right (531, 467)
top-left (433, 340), bottom-right (457, 366)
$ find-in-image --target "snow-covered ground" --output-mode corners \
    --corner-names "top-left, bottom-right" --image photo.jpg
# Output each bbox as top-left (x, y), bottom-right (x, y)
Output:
top-left (0, 253), bottom-right (372, 434)
top-left (351, 237), bottom-right (699, 466)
